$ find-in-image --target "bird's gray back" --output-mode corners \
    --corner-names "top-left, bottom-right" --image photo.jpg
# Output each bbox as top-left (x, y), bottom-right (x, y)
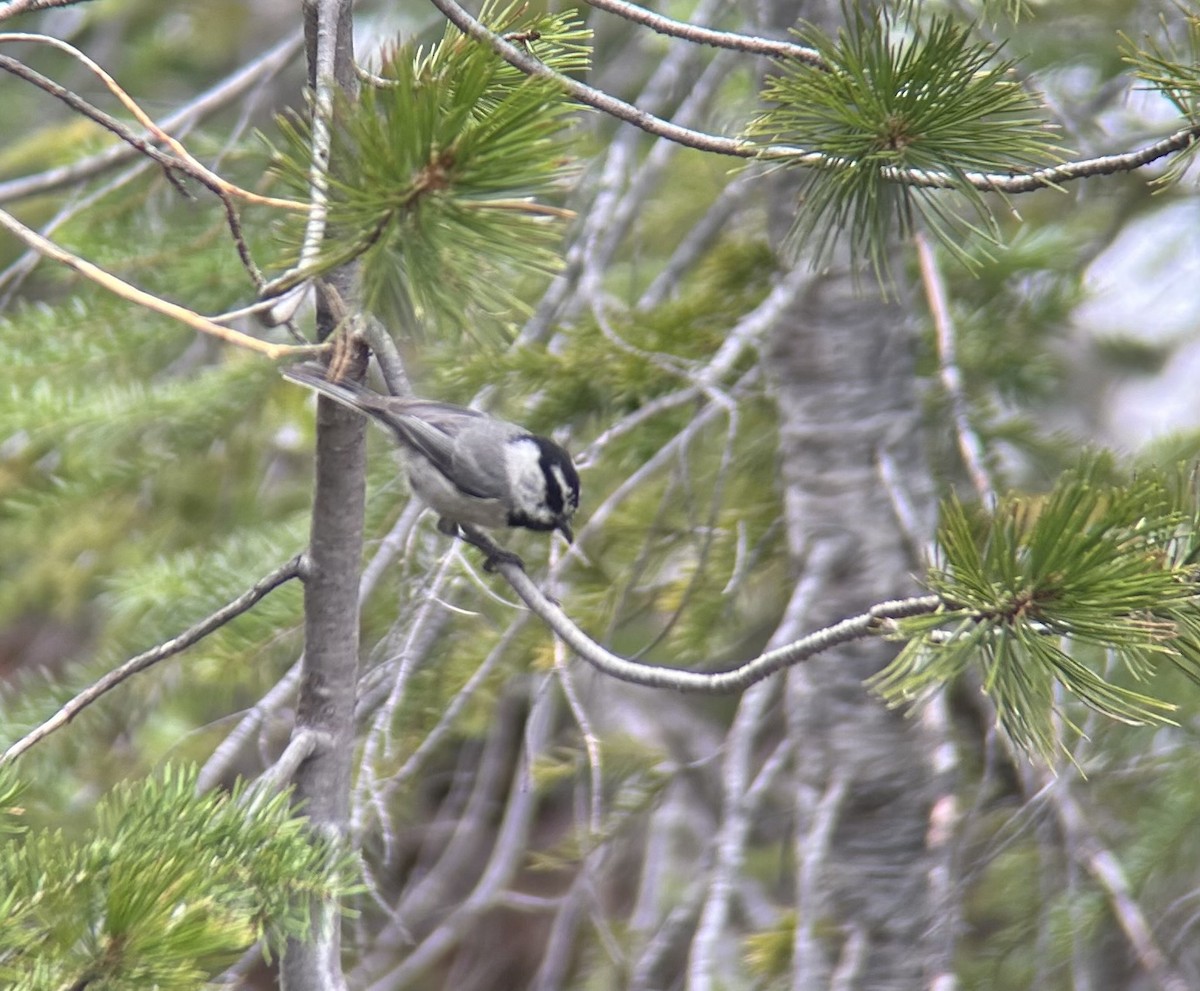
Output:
top-left (387, 403), bottom-right (525, 503)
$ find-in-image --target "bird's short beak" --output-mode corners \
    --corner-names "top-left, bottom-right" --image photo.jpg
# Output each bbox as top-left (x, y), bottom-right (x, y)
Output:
top-left (558, 520), bottom-right (574, 544)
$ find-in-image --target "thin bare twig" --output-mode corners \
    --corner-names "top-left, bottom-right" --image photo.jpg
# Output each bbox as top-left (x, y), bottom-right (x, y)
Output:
top-left (242, 728), bottom-right (327, 810)
top-left (0, 32), bottom-right (303, 290)
top-left (1054, 784), bottom-right (1191, 991)
top-left (584, 0), bottom-right (824, 66)
top-left (0, 33), bottom-right (307, 211)
top-left (794, 769), bottom-right (851, 989)
top-left (690, 535), bottom-right (847, 991)
top-left (636, 171), bottom-right (756, 311)
top-left (688, 673), bottom-right (780, 991)
top-left (0, 206), bottom-right (322, 358)
top-left (553, 625), bottom-right (604, 834)
top-left (522, 0), bottom-right (728, 343)
top-left (0, 32), bottom-right (304, 205)
top-left (359, 686), bottom-right (558, 991)
top-left (915, 231), bottom-right (996, 503)
top-left (921, 693), bottom-right (963, 991)
top-left (196, 660), bottom-right (304, 794)
top-left (2, 555), bottom-right (306, 764)
top-left (1, 158), bottom-right (148, 305)
top-left (199, 496), bottom-right (423, 797)
top-left (0, 0), bottom-right (89, 20)
top-left (583, 47), bottom-right (740, 335)
top-left (0, 55), bottom-right (193, 180)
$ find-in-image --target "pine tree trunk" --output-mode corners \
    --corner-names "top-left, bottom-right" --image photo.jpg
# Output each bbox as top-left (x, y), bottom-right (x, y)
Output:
top-left (767, 261), bottom-right (939, 989)
top-left (283, 3), bottom-right (362, 989)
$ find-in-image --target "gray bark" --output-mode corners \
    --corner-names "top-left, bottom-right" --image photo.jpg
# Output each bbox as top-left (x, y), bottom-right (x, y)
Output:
top-left (282, 2), bottom-right (363, 989)
top-left (768, 263), bottom-right (939, 990)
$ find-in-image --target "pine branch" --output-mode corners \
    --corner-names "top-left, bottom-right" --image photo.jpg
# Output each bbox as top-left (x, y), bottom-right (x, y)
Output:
top-left (0, 36), bottom-right (305, 211)
top-left (429, 0), bottom-right (1200, 194)
top-left (0, 0), bottom-right (90, 20)
top-left (0, 206), bottom-right (320, 358)
top-left (0, 765), bottom-right (359, 989)
top-left (488, 552), bottom-right (941, 692)
top-left (583, 0), bottom-right (824, 66)
top-left (1, 556), bottom-right (305, 764)
top-left (0, 31), bottom-right (304, 204)
top-left (873, 462), bottom-right (1200, 759)
top-left (267, 1), bottom-right (586, 329)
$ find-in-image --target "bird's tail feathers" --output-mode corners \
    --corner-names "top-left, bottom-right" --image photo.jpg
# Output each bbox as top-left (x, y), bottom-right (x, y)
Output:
top-left (282, 363), bottom-right (381, 414)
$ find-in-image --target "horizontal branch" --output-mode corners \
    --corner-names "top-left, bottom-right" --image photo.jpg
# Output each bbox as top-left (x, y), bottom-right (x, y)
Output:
top-left (2, 555), bottom-right (306, 764)
top-left (887, 124), bottom-right (1200, 192)
top-left (480, 542), bottom-right (942, 692)
top-left (430, 0), bottom-right (1200, 192)
top-left (583, 0), bottom-right (824, 67)
top-left (0, 0), bottom-right (86, 21)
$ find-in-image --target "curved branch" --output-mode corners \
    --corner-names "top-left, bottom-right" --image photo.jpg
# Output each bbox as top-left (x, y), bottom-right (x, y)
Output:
top-left (583, 0), bottom-right (825, 66)
top-left (0, 31), bottom-right (304, 204)
top-left (0, 0), bottom-right (85, 21)
top-left (429, 0), bottom-right (1200, 192)
top-left (0, 33), bottom-right (306, 211)
top-left (2, 556), bottom-right (306, 764)
top-left (426, 0), bottom-right (765, 159)
top-left (486, 548), bottom-right (941, 692)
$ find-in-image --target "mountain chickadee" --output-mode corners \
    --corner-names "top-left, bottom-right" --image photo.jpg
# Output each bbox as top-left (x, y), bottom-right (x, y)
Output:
top-left (283, 365), bottom-right (580, 550)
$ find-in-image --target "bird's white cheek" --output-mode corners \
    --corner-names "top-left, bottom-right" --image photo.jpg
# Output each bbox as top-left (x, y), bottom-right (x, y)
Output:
top-left (505, 440), bottom-right (553, 522)
top-left (549, 464), bottom-right (577, 515)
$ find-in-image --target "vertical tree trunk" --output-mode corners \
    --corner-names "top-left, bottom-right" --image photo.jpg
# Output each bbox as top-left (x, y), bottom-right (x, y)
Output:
top-left (283, 2), bottom-right (362, 989)
top-left (768, 263), bottom-right (938, 990)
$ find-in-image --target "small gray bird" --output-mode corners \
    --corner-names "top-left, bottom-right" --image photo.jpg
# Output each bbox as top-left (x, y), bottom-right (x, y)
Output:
top-left (283, 365), bottom-right (580, 547)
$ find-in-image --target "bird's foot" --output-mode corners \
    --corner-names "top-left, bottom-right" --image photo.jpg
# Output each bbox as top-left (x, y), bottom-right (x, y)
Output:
top-left (451, 522), bottom-right (526, 573)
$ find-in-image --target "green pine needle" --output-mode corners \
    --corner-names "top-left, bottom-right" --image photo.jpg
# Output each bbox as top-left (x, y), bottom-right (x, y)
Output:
top-left (745, 5), bottom-right (1061, 278)
top-left (1120, 7), bottom-right (1200, 186)
top-left (1122, 7), bottom-right (1200, 122)
top-left (0, 765), bottom-right (358, 990)
top-left (873, 460), bottom-right (1200, 762)
top-left (267, 0), bottom-right (590, 337)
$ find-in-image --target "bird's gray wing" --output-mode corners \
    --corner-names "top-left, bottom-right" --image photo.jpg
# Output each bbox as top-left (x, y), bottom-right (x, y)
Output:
top-left (444, 421), bottom-right (527, 502)
top-left (390, 404), bottom-right (523, 502)
top-left (283, 367), bottom-right (515, 501)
